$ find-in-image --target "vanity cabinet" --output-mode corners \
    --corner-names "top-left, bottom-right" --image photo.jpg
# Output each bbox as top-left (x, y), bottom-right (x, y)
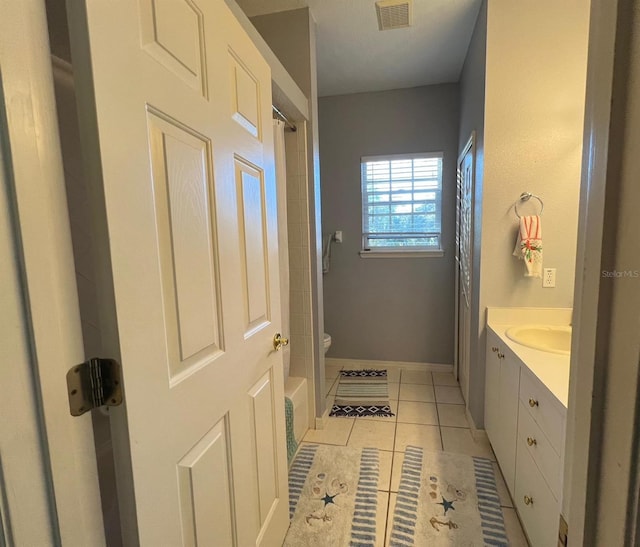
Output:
top-left (485, 326), bottom-right (566, 546)
top-left (484, 329), bottom-right (519, 493)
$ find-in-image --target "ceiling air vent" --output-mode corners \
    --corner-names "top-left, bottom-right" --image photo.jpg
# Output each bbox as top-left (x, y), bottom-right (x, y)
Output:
top-left (376, 0), bottom-right (412, 31)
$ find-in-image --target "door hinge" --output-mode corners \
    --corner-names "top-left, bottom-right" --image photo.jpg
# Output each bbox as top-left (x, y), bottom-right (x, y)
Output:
top-left (66, 358), bottom-right (123, 416)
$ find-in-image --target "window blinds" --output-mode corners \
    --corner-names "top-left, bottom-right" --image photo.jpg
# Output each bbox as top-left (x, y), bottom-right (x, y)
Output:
top-left (361, 153), bottom-right (443, 249)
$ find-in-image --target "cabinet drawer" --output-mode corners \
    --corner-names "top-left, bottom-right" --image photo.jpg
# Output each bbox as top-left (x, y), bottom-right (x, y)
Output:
top-left (519, 367), bottom-right (565, 453)
top-left (515, 437), bottom-right (560, 547)
top-left (517, 400), bottom-right (562, 500)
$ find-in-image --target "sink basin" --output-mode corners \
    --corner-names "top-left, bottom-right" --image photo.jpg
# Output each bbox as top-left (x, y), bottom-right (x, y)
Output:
top-left (505, 325), bottom-right (572, 355)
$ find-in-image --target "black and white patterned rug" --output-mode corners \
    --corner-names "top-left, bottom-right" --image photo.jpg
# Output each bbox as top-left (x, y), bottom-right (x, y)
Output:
top-left (329, 369), bottom-right (395, 417)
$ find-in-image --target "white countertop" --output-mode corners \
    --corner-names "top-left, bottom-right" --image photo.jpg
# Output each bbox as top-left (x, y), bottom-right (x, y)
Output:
top-left (487, 308), bottom-right (571, 408)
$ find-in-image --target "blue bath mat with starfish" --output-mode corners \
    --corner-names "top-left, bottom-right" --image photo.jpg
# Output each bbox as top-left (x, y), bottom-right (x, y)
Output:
top-left (284, 444), bottom-right (380, 546)
top-left (389, 446), bottom-right (509, 546)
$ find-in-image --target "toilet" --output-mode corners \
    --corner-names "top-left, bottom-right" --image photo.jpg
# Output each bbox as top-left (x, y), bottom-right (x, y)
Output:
top-left (323, 333), bottom-right (332, 355)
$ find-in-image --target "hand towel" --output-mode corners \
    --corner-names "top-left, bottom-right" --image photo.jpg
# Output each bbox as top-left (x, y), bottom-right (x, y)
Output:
top-left (322, 234), bottom-right (332, 273)
top-left (513, 215), bottom-right (543, 278)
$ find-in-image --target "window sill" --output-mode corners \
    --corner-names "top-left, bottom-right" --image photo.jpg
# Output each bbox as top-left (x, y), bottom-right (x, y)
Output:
top-left (359, 249), bottom-right (444, 259)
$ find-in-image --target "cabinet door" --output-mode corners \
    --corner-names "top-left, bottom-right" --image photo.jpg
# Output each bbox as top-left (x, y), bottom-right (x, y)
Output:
top-left (515, 437), bottom-right (559, 547)
top-left (484, 330), bottom-right (502, 456)
top-left (499, 348), bottom-right (520, 494)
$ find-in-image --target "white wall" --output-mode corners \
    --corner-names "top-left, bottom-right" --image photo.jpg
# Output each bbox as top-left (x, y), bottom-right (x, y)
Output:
top-left (481, 0), bottom-right (590, 308)
top-left (466, 0), bottom-right (590, 426)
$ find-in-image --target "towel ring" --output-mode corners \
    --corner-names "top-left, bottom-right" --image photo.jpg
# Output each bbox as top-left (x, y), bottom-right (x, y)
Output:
top-left (514, 192), bottom-right (544, 218)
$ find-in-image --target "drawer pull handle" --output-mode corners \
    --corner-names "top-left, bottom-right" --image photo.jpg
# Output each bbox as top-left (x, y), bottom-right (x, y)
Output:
top-left (524, 495), bottom-right (534, 506)
top-left (497, 352), bottom-right (504, 359)
top-left (491, 346), bottom-right (499, 353)
top-left (527, 437), bottom-right (537, 446)
top-left (529, 398), bottom-right (539, 408)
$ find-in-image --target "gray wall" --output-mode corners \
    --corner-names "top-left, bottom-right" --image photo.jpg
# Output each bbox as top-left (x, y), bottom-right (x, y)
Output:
top-left (251, 9), bottom-right (311, 97)
top-left (457, 1), bottom-right (487, 425)
top-left (320, 84), bottom-right (460, 364)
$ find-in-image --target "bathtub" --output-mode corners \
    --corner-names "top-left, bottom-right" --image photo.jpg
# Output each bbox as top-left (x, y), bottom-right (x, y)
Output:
top-left (284, 376), bottom-right (308, 444)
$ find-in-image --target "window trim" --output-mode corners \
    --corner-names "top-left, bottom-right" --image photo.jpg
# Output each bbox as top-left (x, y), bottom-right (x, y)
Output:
top-left (360, 152), bottom-right (444, 257)
top-left (359, 249), bottom-right (445, 259)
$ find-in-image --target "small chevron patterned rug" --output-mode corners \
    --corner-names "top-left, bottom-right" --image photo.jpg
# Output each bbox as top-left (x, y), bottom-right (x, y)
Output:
top-left (389, 447), bottom-right (509, 546)
top-left (329, 369), bottom-right (394, 417)
top-left (284, 444), bottom-right (381, 546)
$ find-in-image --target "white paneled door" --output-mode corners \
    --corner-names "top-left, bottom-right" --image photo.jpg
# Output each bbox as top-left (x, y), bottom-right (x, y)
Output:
top-left (455, 134), bottom-right (475, 404)
top-left (67, 1), bottom-right (288, 545)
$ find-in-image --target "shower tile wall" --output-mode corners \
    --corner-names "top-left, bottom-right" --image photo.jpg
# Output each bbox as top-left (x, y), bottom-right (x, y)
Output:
top-left (285, 125), bottom-right (313, 379)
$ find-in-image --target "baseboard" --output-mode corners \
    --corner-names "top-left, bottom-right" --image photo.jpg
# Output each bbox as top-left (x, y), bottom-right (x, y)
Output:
top-left (315, 404), bottom-right (330, 430)
top-left (325, 357), bottom-right (453, 374)
top-left (465, 406), bottom-right (489, 442)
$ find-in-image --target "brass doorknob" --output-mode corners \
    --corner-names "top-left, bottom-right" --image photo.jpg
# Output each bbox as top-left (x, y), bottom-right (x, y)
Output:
top-left (527, 437), bottom-right (537, 447)
top-left (529, 398), bottom-right (539, 408)
top-left (273, 333), bottom-right (289, 351)
top-left (524, 495), bottom-right (533, 506)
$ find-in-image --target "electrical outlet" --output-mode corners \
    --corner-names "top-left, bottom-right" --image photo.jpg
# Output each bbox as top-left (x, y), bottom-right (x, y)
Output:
top-left (543, 268), bottom-right (556, 288)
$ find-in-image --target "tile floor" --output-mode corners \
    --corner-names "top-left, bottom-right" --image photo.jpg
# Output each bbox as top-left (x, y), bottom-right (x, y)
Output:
top-left (291, 366), bottom-right (529, 546)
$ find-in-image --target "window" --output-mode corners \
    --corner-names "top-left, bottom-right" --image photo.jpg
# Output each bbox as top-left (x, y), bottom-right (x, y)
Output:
top-left (361, 152), bottom-right (443, 256)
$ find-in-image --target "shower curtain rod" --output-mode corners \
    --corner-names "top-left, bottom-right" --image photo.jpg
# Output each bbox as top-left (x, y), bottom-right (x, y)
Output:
top-left (272, 105), bottom-right (297, 132)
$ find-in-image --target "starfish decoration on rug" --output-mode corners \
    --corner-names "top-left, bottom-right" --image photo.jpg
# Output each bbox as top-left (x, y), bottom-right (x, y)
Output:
top-left (437, 496), bottom-right (456, 515)
top-left (321, 492), bottom-right (338, 507)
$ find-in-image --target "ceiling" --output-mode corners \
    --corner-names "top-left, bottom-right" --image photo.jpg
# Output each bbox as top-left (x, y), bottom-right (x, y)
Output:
top-left (235, 0), bottom-right (482, 97)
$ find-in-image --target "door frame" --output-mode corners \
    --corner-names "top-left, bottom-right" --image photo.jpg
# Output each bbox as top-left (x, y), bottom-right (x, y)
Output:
top-left (0, 0), bottom-right (105, 544)
top-left (564, 0), bottom-right (640, 544)
top-left (3, 0), bottom-right (638, 544)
